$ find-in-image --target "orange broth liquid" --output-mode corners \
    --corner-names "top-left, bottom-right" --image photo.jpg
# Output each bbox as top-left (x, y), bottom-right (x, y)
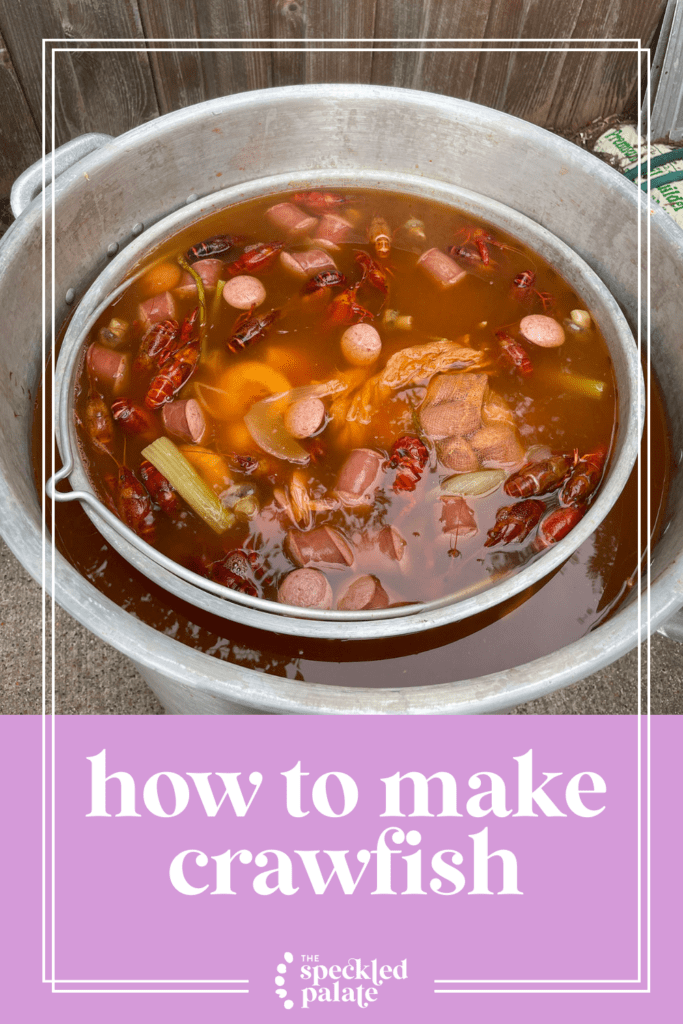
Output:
top-left (73, 188), bottom-right (619, 612)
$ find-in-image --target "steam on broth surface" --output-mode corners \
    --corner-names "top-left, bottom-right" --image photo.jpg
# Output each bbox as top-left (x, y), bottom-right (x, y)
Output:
top-left (74, 188), bottom-right (617, 612)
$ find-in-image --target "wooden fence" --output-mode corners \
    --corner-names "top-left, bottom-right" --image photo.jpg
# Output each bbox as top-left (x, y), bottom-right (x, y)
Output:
top-left (0, 0), bottom-right (666, 229)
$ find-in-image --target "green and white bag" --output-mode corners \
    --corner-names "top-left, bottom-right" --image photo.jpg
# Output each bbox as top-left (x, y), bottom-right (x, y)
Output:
top-left (594, 124), bottom-right (683, 229)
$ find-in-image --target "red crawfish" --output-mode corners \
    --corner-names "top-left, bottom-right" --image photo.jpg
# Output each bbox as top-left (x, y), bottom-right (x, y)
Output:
top-left (322, 286), bottom-right (374, 329)
top-left (134, 319), bottom-right (179, 373)
top-left (303, 437), bottom-right (326, 464)
top-left (510, 273), bottom-right (556, 313)
top-left (560, 444), bottom-right (608, 505)
top-left (186, 234), bottom-right (240, 262)
top-left (83, 386), bottom-right (114, 452)
top-left (209, 548), bottom-right (272, 596)
top-left (292, 191), bottom-right (351, 214)
top-left (178, 306), bottom-right (199, 346)
top-left (226, 241), bottom-right (284, 276)
top-left (303, 269), bottom-right (347, 294)
top-left (448, 226), bottom-right (523, 266)
top-left (354, 250), bottom-right (392, 297)
top-left (536, 504), bottom-right (586, 548)
top-left (504, 452), bottom-right (575, 498)
top-left (111, 398), bottom-right (157, 437)
top-left (368, 215), bottom-right (391, 258)
top-left (388, 435), bottom-right (429, 493)
top-left (495, 329), bottom-right (533, 377)
top-left (485, 499), bottom-right (545, 547)
top-left (144, 337), bottom-right (201, 409)
top-left (140, 459), bottom-right (181, 514)
top-left (226, 307), bottom-right (281, 355)
top-left (108, 463), bottom-right (156, 543)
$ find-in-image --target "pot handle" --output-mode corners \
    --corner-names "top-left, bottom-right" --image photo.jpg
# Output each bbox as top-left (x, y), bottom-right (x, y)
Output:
top-left (657, 607), bottom-right (683, 643)
top-left (11, 133), bottom-right (114, 219)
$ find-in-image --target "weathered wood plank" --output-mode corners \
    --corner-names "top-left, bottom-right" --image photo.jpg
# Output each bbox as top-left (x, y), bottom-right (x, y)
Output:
top-left (138, 0), bottom-right (272, 113)
top-left (0, 26), bottom-right (41, 232)
top-left (469, 0), bottom-right (667, 129)
top-left (0, 0), bottom-right (159, 148)
top-left (269, 0), bottom-right (307, 87)
top-left (298, 0), bottom-right (377, 84)
top-left (370, 0), bottom-right (489, 98)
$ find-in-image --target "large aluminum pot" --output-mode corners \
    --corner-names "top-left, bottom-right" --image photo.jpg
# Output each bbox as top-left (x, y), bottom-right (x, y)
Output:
top-left (1, 85), bottom-right (681, 714)
top-left (50, 169), bottom-right (642, 640)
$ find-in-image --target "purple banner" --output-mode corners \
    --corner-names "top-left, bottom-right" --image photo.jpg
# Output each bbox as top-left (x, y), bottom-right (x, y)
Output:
top-left (1, 715), bottom-right (680, 1021)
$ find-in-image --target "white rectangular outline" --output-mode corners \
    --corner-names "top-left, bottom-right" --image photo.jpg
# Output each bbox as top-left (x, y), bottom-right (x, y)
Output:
top-left (40, 35), bottom-right (650, 997)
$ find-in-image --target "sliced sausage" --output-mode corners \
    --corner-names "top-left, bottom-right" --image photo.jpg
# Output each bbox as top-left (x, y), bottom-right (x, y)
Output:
top-left (278, 568), bottom-right (333, 609)
top-left (341, 324), bottom-right (382, 367)
top-left (313, 213), bottom-right (354, 250)
top-left (222, 275), bottom-right (267, 310)
top-left (279, 248), bottom-right (337, 280)
top-left (337, 575), bottom-right (389, 611)
top-left (440, 496), bottom-right (477, 537)
top-left (335, 448), bottom-right (385, 507)
top-left (139, 291), bottom-right (177, 328)
top-left (86, 344), bottom-right (130, 396)
top-left (286, 526), bottom-right (355, 568)
top-left (417, 248), bottom-right (467, 288)
top-left (284, 395), bottom-right (326, 439)
top-left (162, 399), bottom-right (208, 444)
top-left (174, 259), bottom-right (225, 299)
top-left (378, 525), bottom-right (407, 562)
top-left (519, 314), bottom-right (565, 348)
top-left (266, 202), bottom-right (318, 236)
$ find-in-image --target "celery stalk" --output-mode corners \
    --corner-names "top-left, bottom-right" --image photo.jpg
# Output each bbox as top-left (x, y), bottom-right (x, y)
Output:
top-left (142, 437), bottom-right (236, 534)
top-left (540, 368), bottom-right (606, 399)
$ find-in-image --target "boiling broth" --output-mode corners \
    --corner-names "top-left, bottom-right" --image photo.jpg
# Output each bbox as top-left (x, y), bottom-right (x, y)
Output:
top-left (74, 188), bottom-right (618, 612)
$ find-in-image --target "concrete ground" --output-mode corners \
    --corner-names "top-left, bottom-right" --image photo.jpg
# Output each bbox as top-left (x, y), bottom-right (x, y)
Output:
top-left (1, 539), bottom-right (680, 715)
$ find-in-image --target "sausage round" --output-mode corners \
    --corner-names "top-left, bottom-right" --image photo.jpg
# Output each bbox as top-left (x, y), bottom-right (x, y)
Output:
top-left (337, 575), bottom-right (390, 610)
top-left (340, 324), bottom-right (382, 367)
top-left (519, 314), bottom-right (565, 348)
top-left (222, 275), bottom-right (267, 310)
top-left (284, 395), bottom-right (326, 439)
top-left (278, 568), bottom-right (333, 609)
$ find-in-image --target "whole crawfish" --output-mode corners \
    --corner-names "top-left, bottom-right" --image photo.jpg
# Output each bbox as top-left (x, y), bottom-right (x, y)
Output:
top-left (560, 444), bottom-right (608, 505)
top-left (186, 234), bottom-right (240, 262)
top-left (292, 191), bottom-right (351, 214)
top-left (209, 548), bottom-right (271, 596)
top-left (368, 215), bottom-right (391, 257)
top-left (109, 464), bottom-right (156, 543)
top-left (226, 308), bottom-right (281, 355)
top-left (303, 269), bottom-right (347, 294)
top-left (83, 386), bottom-right (114, 452)
top-left (111, 398), bottom-right (156, 436)
top-left (388, 436), bottom-right (429, 493)
top-left (354, 250), bottom-right (391, 297)
top-left (226, 241), bottom-right (284, 276)
top-left (134, 319), bottom-right (179, 373)
top-left (322, 286), bottom-right (374, 329)
top-left (536, 504), bottom-right (586, 547)
top-left (140, 459), bottom-right (180, 514)
top-left (144, 337), bottom-right (201, 409)
top-left (496, 328), bottom-right (533, 377)
top-left (504, 453), bottom-right (575, 498)
top-left (448, 226), bottom-right (523, 266)
top-left (485, 499), bottom-right (545, 547)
